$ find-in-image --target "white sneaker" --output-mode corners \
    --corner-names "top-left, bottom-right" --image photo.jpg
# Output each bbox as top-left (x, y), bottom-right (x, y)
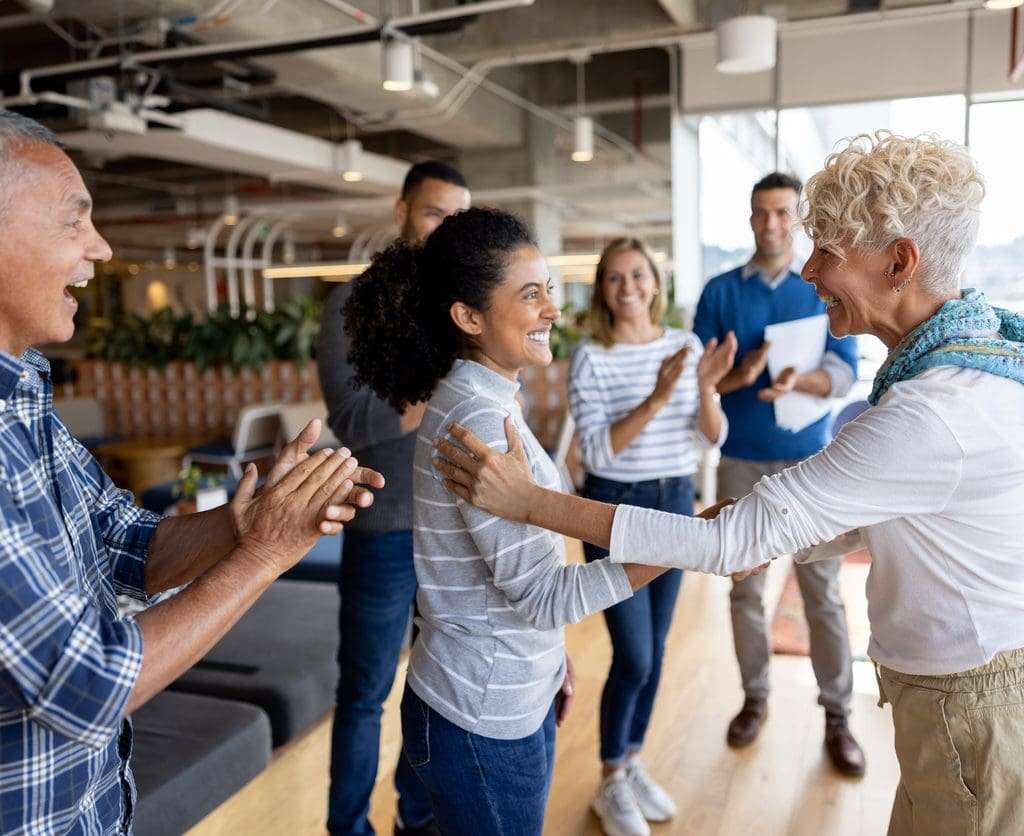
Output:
top-left (591, 771), bottom-right (651, 836)
top-left (625, 760), bottom-right (678, 822)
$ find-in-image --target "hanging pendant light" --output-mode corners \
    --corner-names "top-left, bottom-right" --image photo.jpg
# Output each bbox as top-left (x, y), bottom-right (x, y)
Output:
top-left (382, 37), bottom-right (414, 92)
top-left (572, 117), bottom-right (594, 163)
top-left (331, 214), bottom-right (348, 238)
top-left (340, 139), bottom-right (364, 182)
top-left (222, 194), bottom-right (240, 226)
top-left (716, 14), bottom-right (778, 75)
top-left (571, 58), bottom-right (593, 163)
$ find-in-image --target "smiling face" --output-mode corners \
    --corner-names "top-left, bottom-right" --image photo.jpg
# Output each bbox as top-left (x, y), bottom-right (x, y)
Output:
top-left (750, 187), bottom-right (798, 261)
top-left (0, 143), bottom-right (111, 356)
top-left (801, 240), bottom-right (892, 340)
top-left (454, 245), bottom-right (560, 379)
top-left (396, 176), bottom-right (472, 244)
top-left (600, 247), bottom-right (660, 328)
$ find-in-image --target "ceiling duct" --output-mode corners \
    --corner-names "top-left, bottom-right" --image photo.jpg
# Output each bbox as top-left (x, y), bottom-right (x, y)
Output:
top-left (60, 108), bottom-right (408, 196)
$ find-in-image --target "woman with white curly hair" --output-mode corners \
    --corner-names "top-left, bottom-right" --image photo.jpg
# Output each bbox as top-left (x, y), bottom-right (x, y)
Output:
top-left (431, 132), bottom-right (1024, 835)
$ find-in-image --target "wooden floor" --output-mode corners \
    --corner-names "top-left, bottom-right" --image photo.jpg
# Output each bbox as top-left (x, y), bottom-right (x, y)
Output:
top-left (367, 544), bottom-right (900, 836)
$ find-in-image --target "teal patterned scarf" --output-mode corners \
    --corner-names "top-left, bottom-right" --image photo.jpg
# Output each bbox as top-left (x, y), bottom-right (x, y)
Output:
top-left (870, 288), bottom-right (1024, 406)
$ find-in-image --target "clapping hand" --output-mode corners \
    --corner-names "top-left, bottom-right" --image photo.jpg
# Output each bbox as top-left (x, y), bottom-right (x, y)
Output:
top-left (737, 340), bottom-right (772, 388)
top-left (697, 332), bottom-right (738, 393)
top-left (758, 367), bottom-right (798, 402)
top-left (649, 345), bottom-right (691, 408)
top-left (262, 418), bottom-right (384, 532)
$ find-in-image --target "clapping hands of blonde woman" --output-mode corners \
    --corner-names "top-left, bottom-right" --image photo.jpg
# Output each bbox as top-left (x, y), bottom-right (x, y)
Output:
top-left (649, 345), bottom-right (691, 408)
top-left (697, 332), bottom-right (738, 393)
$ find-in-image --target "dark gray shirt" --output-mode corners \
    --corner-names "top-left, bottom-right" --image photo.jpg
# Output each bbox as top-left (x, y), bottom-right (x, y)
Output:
top-left (317, 281), bottom-right (414, 532)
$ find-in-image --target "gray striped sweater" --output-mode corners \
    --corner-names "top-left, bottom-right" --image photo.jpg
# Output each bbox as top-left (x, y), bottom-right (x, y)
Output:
top-left (409, 359), bottom-right (633, 740)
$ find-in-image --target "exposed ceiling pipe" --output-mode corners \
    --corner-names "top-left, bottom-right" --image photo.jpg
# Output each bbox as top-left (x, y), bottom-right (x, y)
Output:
top-left (18, 0), bottom-right (535, 97)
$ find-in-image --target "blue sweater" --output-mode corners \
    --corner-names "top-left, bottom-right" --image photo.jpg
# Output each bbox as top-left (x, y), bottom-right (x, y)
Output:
top-left (693, 266), bottom-right (858, 462)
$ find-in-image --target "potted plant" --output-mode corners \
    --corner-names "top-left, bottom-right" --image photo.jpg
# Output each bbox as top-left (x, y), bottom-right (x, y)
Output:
top-left (171, 464), bottom-right (227, 515)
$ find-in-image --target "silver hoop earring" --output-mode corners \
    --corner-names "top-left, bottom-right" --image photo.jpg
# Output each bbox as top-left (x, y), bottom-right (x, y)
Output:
top-left (886, 269), bottom-right (910, 294)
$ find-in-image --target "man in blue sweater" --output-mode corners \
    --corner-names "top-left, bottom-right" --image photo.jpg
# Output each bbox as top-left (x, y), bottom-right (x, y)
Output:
top-left (693, 172), bottom-right (865, 777)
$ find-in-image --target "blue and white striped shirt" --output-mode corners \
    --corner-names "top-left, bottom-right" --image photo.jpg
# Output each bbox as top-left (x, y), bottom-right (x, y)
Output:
top-left (0, 349), bottom-right (159, 835)
top-left (569, 329), bottom-right (727, 482)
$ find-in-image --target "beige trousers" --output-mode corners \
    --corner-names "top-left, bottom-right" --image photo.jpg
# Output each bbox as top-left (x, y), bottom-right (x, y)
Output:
top-left (877, 648), bottom-right (1024, 836)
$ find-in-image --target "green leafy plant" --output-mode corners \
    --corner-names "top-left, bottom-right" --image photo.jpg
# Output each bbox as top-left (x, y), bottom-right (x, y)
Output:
top-left (88, 296), bottom-right (323, 371)
top-left (549, 304), bottom-right (585, 360)
top-left (171, 464), bottom-right (227, 500)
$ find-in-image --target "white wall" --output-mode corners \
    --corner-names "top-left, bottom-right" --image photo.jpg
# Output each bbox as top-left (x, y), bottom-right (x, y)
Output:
top-left (681, 8), bottom-right (1024, 114)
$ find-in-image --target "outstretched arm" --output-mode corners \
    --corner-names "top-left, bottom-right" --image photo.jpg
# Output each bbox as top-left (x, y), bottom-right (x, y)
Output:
top-left (432, 418), bottom-right (737, 587)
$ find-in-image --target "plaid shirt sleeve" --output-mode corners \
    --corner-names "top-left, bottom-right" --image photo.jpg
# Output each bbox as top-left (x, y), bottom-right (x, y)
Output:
top-left (60, 422), bottom-right (162, 603)
top-left (0, 476), bottom-right (144, 750)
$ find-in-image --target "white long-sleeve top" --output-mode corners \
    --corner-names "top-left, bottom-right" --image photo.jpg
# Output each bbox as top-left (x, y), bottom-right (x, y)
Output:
top-left (608, 366), bottom-right (1024, 676)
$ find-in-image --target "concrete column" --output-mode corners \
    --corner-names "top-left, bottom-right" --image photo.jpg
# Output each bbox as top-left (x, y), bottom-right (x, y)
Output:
top-left (670, 45), bottom-right (702, 317)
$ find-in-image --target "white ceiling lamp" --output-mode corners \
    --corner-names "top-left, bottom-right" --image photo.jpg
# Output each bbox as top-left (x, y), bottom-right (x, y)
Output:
top-left (983, 0), bottom-right (1023, 9)
top-left (716, 14), bottom-right (778, 75)
top-left (163, 245), bottom-right (177, 269)
top-left (572, 117), bottom-right (594, 163)
top-left (339, 138), bottom-right (364, 182)
top-left (571, 58), bottom-right (594, 163)
top-left (331, 214), bottom-right (348, 238)
top-left (382, 36), bottom-right (415, 92)
top-left (222, 194), bottom-right (240, 226)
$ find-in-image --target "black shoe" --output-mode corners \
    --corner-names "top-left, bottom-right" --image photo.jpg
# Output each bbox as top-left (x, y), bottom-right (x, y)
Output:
top-left (726, 697), bottom-right (768, 748)
top-left (824, 713), bottom-right (866, 778)
top-left (395, 821), bottom-right (442, 836)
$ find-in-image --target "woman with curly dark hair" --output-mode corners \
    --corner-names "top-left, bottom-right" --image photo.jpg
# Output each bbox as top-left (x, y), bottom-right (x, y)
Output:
top-left (345, 208), bottom-right (727, 835)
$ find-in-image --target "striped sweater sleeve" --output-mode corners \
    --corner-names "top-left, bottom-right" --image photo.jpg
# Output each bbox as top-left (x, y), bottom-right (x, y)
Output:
top-left (568, 345), bottom-right (617, 473)
top-left (445, 400), bottom-right (632, 630)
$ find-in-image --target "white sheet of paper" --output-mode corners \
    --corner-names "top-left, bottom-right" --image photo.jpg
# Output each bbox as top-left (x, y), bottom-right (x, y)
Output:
top-left (764, 314), bottom-right (831, 433)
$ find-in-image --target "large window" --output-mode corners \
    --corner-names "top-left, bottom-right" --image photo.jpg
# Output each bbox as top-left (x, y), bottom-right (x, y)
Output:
top-left (966, 100), bottom-right (1024, 305)
top-left (698, 110), bottom-right (776, 281)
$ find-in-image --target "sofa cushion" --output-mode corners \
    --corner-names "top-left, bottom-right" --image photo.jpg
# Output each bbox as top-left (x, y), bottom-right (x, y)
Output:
top-left (131, 690), bottom-right (271, 836)
top-left (168, 580), bottom-right (339, 746)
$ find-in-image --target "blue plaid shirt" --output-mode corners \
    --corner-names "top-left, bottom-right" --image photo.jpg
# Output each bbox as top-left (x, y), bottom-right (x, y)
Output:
top-left (0, 349), bottom-right (160, 835)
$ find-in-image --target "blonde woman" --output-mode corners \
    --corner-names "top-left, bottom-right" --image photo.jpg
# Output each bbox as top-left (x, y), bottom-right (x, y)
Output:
top-left (568, 239), bottom-right (735, 836)
top-left (434, 134), bottom-right (1024, 836)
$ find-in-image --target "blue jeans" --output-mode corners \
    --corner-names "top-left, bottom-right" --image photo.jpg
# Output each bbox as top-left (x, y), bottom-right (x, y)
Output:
top-left (582, 474), bottom-right (693, 764)
top-left (328, 529), bottom-right (433, 835)
top-left (400, 684), bottom-right (557, 836)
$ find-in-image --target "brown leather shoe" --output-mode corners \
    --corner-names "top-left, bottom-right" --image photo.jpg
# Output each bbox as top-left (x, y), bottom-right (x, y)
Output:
top-left (726, 697), bottom-right (767, 748)
top-left (824, 714), bottom-right (866, 778)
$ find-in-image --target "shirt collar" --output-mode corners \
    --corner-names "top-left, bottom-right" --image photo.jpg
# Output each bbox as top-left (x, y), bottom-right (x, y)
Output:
top-left (0, 349), bottom-right (49, 401)
top-left (741, 257), bottom-right (798, 290)
top-left (450, 358), bottom-right (521, 406)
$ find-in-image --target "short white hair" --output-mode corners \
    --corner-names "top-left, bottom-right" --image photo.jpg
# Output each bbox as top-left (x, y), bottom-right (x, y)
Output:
top-left (801, 131), bottom-right (985, 295)
top-left (0, 109), bottom-right (62, 220)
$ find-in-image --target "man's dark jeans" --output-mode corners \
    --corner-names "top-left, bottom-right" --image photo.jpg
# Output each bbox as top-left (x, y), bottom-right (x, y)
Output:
top-left (327, 529), bottom-right (433, 835)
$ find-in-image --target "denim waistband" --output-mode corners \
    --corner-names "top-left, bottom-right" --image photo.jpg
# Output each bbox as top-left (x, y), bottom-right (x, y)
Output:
top-left (878, 647), bottom-right (1024, 694)
top-left (584, 473), bottom-right (693, 491)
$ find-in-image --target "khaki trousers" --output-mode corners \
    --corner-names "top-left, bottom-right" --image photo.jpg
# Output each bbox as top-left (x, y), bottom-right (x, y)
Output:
top-left (718, 456), bottom-right (854, 715)
top-left (877, 648), bottom-right (1024, 836)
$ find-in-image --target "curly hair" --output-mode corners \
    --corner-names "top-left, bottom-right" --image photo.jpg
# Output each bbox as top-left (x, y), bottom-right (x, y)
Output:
top-left (801, 131), bottom-right (985, 295)
top-left (344, 207), bottom-right (536, 412)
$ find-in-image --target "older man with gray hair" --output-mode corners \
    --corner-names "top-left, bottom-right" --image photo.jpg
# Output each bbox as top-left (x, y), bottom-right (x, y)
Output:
top-left (0, 109), bottom-right (383, 835)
